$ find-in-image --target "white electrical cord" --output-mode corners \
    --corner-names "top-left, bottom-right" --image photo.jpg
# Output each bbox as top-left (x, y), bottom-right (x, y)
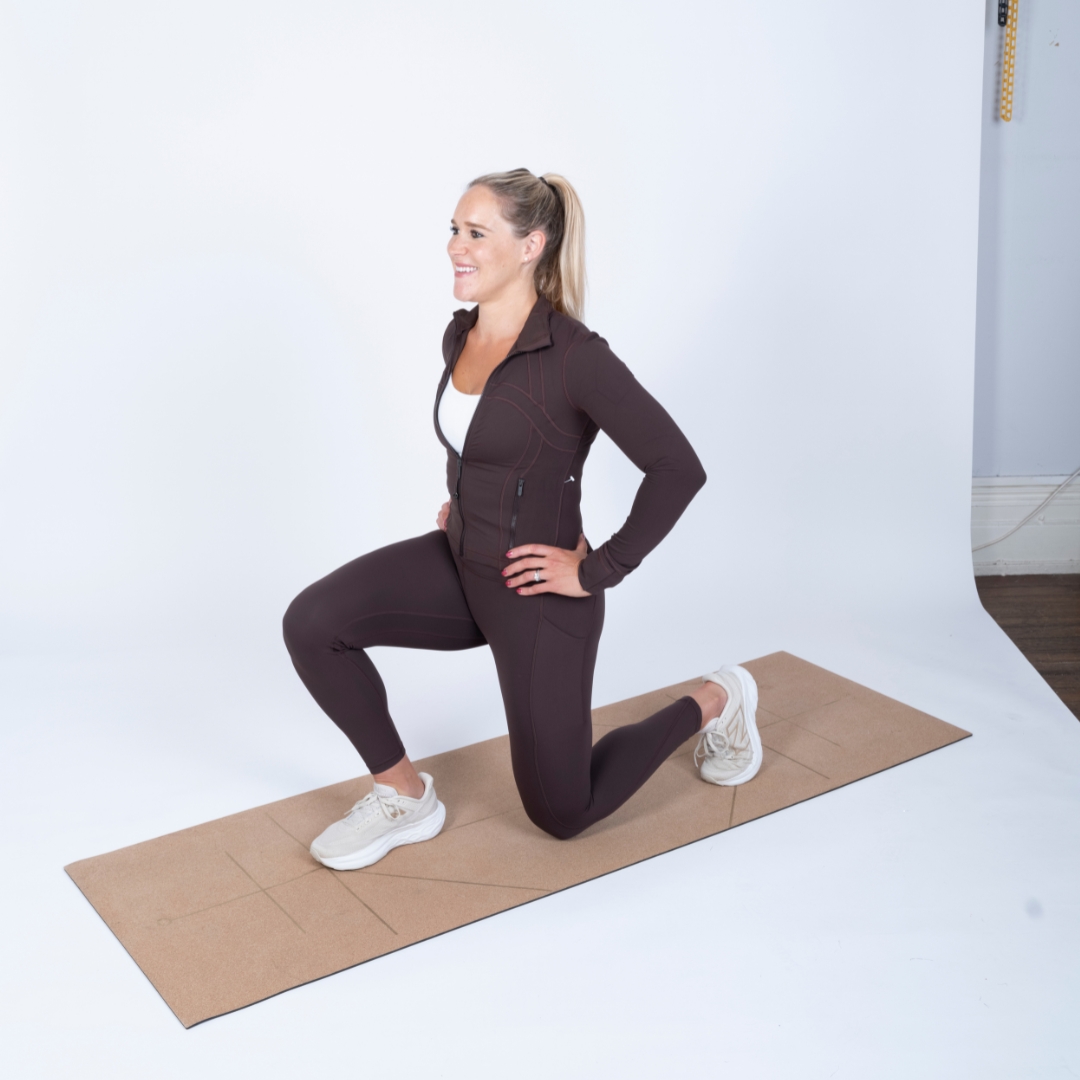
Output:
top-left (972, 464), bottom-right (1080, 552)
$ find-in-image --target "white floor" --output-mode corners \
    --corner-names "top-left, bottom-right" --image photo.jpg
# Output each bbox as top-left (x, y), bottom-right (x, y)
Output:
top-left (2, 591), bottom-right (1078, 1079)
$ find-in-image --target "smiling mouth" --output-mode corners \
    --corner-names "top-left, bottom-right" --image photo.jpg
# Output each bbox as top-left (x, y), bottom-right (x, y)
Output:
top-left (454, 265), bottom-right (477, 275)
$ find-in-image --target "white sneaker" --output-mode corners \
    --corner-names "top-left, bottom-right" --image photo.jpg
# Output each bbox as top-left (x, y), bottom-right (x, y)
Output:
top-left (309, 772), bottom-right (446, 870)
top-left (693, 665), bottom-right (762, 786)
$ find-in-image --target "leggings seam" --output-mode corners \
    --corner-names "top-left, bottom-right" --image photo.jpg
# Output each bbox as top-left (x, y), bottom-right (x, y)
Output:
top-left (341, 609), bottom-right (479, 625)
top-left (526, 597), bottom-right (577, 833)
top-left (337, 649), bottom-right (400, 743)
top-left (332, 612), bottom-right (483, 650)
top-left (526, 598), bottom-right (602, 836)
top-left (332, 629), bottom-right (481, 648)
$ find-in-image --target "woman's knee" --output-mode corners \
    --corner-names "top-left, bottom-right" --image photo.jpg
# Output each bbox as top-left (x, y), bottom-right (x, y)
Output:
top-left (518, 790), bottom-right (587, 841)
top-left (282, 586), bottom-right (330, 660)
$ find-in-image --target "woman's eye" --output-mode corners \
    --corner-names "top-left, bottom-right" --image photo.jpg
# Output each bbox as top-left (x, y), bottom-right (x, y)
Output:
top-left (471, 230), bottom-right (483, 239)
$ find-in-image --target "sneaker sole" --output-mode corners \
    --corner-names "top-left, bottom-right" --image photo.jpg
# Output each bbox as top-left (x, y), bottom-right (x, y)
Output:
top-left (702, 664), bottom-right (762, 786)
top-left (313, 799), bottom-right (447, 871)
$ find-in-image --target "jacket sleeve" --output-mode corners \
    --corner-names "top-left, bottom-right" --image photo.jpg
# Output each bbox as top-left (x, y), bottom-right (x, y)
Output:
top-left (564, 332), bottom-right (707, 593)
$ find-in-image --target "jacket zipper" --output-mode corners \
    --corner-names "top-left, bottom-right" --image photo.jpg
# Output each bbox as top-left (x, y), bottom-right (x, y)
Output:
top-left (508, 477), bottom-right (525, 550)
top-left (448, 337), bottom-right (527, 561)
top-left (454, 454), bottom-right (464, 555)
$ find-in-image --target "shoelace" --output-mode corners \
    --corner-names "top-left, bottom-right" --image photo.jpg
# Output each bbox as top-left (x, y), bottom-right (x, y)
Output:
top-left (693, 726), bottom-right (734, 767)
top-left (343, 788), bottom-right (410, 828)
top-left (693, 693), bottom-right (745, 767)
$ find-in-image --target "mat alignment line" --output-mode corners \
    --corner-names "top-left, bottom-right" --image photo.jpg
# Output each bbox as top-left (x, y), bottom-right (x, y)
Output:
top-left (779, 719), bottom-right (845, 749)
top-left (156, 888), bottom-right (264, 925)
top-left (759, 745), bottom-right (832, 780)
top-left (351, 868), bottom-right (549, 894)
top-left (223, 850), bottom-right (306, 934)
top-left (263, 812), bottom-right (314, 851)
top-left (325, 870), bottom-right (399, 935)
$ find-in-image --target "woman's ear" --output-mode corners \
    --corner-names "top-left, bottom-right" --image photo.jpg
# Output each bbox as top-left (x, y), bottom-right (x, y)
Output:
top-left (522, 229), bottom-right (547, 265)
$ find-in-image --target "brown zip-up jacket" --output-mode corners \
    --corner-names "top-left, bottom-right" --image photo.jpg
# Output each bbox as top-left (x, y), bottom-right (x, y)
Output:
top-left (434, 295), bottom-right (707, 594)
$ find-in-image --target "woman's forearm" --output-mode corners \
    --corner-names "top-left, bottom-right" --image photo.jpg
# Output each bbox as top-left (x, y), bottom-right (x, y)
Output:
top-left (566, 333), bottom-right (707, 593)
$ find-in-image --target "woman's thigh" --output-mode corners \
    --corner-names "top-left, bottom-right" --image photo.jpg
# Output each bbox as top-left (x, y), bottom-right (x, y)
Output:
top-left (460, 566), bottom-right (604, 831)
top-left (283, 530), bottom-right (487, 654)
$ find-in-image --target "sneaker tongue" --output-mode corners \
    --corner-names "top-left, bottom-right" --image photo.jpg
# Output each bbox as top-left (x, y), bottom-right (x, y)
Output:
top-left (372, 781), bottom-right (399, 798)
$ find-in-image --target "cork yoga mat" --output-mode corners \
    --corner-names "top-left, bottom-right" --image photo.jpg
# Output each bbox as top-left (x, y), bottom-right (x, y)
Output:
top-left (65, 652), bottom-right (970, 1027)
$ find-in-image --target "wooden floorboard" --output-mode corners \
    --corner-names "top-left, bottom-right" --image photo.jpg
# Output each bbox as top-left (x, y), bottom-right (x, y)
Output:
top-left (976, 573), bottom-right (1080, 720)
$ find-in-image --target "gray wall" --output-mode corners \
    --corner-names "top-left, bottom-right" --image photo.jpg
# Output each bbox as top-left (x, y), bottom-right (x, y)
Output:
top-left (973, 0), bottom-right (1080, 477)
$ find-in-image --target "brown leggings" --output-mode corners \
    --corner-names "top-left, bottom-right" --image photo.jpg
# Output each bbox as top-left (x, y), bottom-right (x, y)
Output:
top-left (282, 529), bottom-right (702, 839)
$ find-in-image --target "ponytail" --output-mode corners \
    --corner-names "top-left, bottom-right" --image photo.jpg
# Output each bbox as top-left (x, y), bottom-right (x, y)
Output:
top-left (467, 168), bottom-right (587, 321)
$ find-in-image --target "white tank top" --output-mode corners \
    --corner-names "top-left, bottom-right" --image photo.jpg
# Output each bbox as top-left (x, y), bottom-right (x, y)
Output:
top-left (438, 376), bottom-right (481, 456)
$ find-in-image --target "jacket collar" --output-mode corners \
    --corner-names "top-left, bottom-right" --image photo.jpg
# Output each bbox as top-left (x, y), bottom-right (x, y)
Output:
top-left (510, 294), bottom-right (555, 354)
top-left (450, 294), bottom-right (555, 360)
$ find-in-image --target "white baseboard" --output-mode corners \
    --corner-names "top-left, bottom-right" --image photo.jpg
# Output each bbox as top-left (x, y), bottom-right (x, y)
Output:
top-left (971, 475), bottom-right (1080, 576)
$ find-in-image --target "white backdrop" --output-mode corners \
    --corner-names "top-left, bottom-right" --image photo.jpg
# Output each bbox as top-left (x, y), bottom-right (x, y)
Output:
top-left (2, 1), bottom-right (1078, 1076)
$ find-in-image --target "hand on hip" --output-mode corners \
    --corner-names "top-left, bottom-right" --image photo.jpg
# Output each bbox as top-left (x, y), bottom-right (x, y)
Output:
top-left (502, 534), bottom-right (591, 598)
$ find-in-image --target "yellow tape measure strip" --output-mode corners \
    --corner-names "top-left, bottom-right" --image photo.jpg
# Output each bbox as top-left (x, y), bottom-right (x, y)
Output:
top-left (1000, 0), bottom-right (1018, 122)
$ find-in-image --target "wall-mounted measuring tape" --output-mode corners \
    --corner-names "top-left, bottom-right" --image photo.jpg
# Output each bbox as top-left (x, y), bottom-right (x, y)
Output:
top-left (999, 0), bottom-right (1018, 122)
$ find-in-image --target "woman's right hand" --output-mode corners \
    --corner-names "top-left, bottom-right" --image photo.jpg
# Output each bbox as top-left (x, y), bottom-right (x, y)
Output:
top-left (436, 500), bottom-right (450, 531)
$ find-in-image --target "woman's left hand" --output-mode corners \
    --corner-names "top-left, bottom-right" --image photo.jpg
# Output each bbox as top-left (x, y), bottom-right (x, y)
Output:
top-left (503, 533), bottom-right (591, 598)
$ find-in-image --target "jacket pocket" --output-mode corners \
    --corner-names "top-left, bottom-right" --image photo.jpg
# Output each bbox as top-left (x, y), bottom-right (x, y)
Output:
top-left (508, 477), bottom-right (525, 550)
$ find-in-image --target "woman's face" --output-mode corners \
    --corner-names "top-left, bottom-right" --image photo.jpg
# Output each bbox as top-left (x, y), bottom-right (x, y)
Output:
top-left (447, 185), bottom-right (544, 306)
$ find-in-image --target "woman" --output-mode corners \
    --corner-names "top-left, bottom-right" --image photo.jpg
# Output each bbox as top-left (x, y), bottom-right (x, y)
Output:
top-left (283, 168), bottom-right (762, 871)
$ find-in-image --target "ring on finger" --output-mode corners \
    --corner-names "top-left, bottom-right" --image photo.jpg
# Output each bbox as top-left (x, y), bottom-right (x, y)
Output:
top-left (533, 569), bottom-right (541, 583)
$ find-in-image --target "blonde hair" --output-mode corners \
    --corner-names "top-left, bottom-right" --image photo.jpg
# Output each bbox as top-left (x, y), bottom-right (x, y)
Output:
top-left (468, 168), bottom-right (586, 322)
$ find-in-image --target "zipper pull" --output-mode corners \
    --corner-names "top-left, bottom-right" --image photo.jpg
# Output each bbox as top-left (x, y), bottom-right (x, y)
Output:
top-left (516, 478), bottom-right (525, 496)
